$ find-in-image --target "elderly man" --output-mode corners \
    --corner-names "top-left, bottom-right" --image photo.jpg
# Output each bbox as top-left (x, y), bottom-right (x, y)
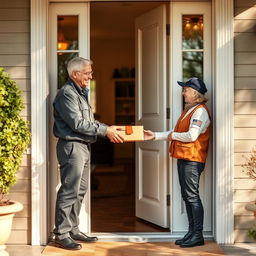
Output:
top-left (144, 77), bottom-right (210, 248)
top-left (52, 57), bottom-right (124, 250)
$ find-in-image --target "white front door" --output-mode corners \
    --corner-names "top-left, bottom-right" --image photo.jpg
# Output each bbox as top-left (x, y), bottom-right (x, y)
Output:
top-left (135, 5), bottom-right (169, 228)
top-left (171, 2), bottom-right (212, 233)
top-left (48, 3), bottom-right (90, 233)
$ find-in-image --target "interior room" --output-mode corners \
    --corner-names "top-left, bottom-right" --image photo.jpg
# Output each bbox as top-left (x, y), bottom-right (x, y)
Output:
top-left (90, 1), bottom-right (169, 233)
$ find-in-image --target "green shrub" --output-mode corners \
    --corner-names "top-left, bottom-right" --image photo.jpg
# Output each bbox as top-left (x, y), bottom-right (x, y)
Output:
top-left (0, 68), bottom-right (31, 200)
top-left (248, 226), bottom-right (256, 241)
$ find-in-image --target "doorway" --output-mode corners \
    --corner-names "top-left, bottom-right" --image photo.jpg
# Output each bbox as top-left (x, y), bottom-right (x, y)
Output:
top-left (48, 0), bottom-right (212, 237)
top-left (90, 1), bottom-right (169, 233)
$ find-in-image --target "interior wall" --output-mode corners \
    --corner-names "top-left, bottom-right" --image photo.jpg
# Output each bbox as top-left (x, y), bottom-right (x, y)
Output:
top-left (91, 37), bottom-right (134, 125)
top-left (90, 2), bottom-right (163, 125)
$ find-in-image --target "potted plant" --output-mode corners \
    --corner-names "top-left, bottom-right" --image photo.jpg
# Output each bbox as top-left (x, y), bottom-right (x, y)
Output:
top-left (242, 148), bottom-right (256, 240)
top-left (0, 68), bottom-right (31, 253)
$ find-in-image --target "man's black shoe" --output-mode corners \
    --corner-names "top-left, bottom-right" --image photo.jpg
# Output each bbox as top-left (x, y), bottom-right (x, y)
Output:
top-left (70, 232), bottom-right (98, 242)
top-left (175, 230), bottom-right (193, 245)
top-left (54, 237), bottom-right (82, 250)
top-left (180, 232), bottom-right (204, 248)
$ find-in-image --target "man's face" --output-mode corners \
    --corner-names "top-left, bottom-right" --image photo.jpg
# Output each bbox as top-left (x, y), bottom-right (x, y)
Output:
top-left (182, 86), bottom-right (197, 104)
top-left (71, 64), bottom-right (93, 88)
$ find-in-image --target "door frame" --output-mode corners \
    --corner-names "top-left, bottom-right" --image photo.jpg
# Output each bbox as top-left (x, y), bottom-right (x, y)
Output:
top-left (170, 1), bottom-right (212, 234)
top-left (48, 2), bottom-right (91, 237)
top-left (31, 0), bottom-right (234, 245)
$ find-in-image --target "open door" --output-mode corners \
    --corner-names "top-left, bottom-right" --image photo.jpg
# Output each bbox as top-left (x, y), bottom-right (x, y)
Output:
top-left (135, 5), bottom-right (168, 228)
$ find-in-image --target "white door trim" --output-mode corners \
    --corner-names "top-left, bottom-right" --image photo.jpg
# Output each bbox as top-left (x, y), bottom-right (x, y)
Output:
top-left (48, 2), bottom-right (91, 235)
top-left (30, 0), bottom-right (48, 245)
top-left (170, 1), bottom-right (212, 234)
top-left (213, 0), bottom-right (234, 244)
top-left (31, 0), bottom-right (234, 245)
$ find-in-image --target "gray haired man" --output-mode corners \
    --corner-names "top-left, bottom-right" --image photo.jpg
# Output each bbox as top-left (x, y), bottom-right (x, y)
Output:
top-left (52, 57), bottom-right (124, 250)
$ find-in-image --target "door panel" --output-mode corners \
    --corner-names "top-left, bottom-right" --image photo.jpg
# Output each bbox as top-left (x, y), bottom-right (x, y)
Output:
top-left (49, 3), bottom-right (90, 233)
top-left (135, 5), bottom-right (168, 228)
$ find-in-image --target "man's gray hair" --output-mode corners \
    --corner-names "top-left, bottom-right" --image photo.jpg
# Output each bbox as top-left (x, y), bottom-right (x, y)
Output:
top-left (67, 57), bottom-right (93, 76)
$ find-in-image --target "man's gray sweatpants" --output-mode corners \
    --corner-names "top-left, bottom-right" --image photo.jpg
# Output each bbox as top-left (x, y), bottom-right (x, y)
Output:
top-left (53, 139), bottom-right (90, 239)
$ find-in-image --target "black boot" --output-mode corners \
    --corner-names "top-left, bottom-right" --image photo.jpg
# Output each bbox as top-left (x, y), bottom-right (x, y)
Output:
top-left (180, 231), bottom-right (204, 248)
top-left (175, 230), bottom-right (193, 245)
top-left (175, 203), bottom-right (194, 245)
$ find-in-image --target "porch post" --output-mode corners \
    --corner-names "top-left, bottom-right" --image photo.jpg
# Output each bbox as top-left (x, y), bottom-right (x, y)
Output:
top-left (31, 0), bottom-right (48, 245)
top-left (214, 0), bottom-right (234, 244)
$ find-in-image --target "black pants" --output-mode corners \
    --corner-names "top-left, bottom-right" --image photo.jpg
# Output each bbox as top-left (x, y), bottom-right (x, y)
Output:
top-left (177, 159), bottom-right (205, 232)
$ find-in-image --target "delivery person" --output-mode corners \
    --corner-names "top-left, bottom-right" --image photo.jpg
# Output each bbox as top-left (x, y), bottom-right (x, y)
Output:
top-left (144, 77), bottom-right (210, 248)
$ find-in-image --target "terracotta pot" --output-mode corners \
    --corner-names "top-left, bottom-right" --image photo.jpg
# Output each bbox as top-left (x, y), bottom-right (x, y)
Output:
top-left (0, 201), bottom-right (23, 255)
top-left (245, 202), bottom-right (256, 216)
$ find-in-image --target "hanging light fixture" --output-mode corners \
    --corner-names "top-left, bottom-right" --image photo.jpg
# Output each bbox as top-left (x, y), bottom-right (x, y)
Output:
top-left (58, 16), bottom-right (70, 50)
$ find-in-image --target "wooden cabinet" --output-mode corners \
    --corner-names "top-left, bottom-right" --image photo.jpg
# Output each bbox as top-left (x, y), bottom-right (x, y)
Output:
top-left (113, 78), bottom-right (135, 160)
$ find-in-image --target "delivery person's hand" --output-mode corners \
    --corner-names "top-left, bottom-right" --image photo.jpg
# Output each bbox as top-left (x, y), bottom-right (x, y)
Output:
top-left (168, 132), bottom-right (173, 141)
top-left (143, 130), bottom-right (155, 140)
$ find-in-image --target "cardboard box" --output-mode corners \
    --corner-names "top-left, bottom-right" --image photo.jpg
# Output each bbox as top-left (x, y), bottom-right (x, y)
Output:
top-left (117, 125), bottom-right (144, 142)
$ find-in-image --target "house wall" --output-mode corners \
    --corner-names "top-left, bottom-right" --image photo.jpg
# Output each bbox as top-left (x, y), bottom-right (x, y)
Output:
top-left (234, 0), bottom-right (256, 242)
top-left (0, 0), bottom-right (31, 244)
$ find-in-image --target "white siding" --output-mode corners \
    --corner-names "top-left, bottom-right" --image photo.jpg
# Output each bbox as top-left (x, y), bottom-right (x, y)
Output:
top-left (0, 0), bottom-right (31, 245)
top-left (234, 0), bottom-right (256, 243)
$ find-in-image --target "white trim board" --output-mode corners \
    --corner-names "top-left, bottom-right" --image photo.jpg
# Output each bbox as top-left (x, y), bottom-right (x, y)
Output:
top-left (91, 232), bottom-right (213, 242)
top-left (213, 0), bottom-right (234, 244)
top-left (30, 0), bottom-right (234, 245)
top-left (30, 0), bottom-right (48, 245)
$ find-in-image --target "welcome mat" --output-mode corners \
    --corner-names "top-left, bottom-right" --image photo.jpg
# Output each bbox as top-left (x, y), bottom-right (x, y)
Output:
top-left (42, 241), bottom-right (225, 256)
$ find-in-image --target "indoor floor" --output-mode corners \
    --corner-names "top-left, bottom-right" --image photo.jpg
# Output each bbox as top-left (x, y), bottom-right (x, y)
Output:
top-left (91, 162), bottom-right (169, 233)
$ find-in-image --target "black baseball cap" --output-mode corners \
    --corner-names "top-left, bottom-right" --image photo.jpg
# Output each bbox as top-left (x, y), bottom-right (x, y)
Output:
top-left (177, 77), bottom-right (207, 95)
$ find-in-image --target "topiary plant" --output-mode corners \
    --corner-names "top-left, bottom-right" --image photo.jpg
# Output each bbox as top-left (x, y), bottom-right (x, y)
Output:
top-left (0, 67), bottom-right (31, 204)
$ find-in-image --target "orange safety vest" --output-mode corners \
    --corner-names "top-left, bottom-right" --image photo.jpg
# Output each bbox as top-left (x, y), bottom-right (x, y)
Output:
top-left (169, 104), bottom-right (210, 163)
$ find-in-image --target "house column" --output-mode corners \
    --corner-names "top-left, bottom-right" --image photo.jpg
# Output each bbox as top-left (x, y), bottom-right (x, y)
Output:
top-left (31, 0), bottom-right (48, 245)
top-left (214, 0), bottom-right (234, 244)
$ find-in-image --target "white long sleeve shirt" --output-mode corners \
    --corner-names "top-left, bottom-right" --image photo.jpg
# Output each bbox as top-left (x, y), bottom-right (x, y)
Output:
top-left (155, 104), bottom-right (210, 142)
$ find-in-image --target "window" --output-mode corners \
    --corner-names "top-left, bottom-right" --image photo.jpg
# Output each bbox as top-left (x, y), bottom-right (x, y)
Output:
top-left (57, 15), bottom-right (79, 89)
top-left (182, 15), bottom-right (204, 81)
top-left (90, 80), bottom-right (97, 113)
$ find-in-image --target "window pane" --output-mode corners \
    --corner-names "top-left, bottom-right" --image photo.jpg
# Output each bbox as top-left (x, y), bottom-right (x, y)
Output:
top-left (182, 15), bottom-right (203, 49)
top-left (90, 80), bottom-right (97, 113)
top-left (57, 16), bottom-right (78, 50)
top-left (58, 52), bottom-right (78, 89)
top-left (183, 51), bottom-right (203, 81)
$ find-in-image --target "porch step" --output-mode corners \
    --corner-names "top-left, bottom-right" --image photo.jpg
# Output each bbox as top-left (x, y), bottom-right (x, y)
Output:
top-left (42, 241), bottom-right (224, 256)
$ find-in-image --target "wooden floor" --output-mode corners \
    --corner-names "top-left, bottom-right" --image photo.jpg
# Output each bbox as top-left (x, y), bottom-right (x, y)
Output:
top-left (91, 195), bottom-right (169, 232)
top-left (91, 163), bottom-right (169, 232)
top-left (42, 241), bottom-right (225, 256)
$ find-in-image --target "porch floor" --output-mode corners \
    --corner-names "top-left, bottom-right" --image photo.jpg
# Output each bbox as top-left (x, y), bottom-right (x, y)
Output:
top-left (5, 242), bottom-right (256, 256)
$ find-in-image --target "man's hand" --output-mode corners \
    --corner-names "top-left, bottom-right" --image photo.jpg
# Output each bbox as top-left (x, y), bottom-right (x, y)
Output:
top-left (143, 130), bottom-right (155, 140)
top-left (168, 132), bottom-right (173, 141)
top-left (106, 126), bottom-right (124, 143)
